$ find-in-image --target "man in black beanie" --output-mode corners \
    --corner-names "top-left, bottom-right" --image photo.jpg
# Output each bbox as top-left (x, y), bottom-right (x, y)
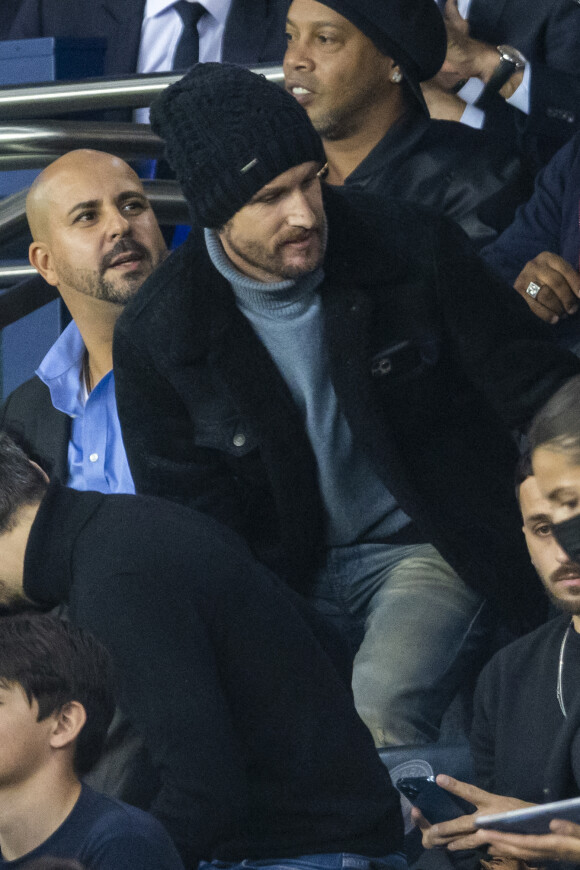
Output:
top-left (283, 0), bottom-right (531, 249)
top-left (114, 62), bottom-right (580, 749)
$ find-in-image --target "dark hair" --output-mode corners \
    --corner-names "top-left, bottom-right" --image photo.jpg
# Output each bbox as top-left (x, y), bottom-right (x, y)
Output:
top-left (528, 375), bottom-right (580, 464)
top-left (0, 432), bottom-right (48, 533)
top-left (515, 450), bottom-right (534, 503)
top-left (0, 613), bottom-right (116, 775)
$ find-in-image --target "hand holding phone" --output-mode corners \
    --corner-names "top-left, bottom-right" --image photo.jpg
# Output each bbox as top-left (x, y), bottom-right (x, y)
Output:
top-left (405, 774), bottom-right (532, 853)
top-left (397, 775), bottom-right (476, 824)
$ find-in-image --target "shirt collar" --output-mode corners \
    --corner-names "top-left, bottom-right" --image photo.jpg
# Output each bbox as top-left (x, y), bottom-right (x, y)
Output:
top-left (36, 321), bottom-right (85, 418)
top-left (144, 0), bottom-right (231, 24)
top-left (36, 320), bottom-right (84, 382)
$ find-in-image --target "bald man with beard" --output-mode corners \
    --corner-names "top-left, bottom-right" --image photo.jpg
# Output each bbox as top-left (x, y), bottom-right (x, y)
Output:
top-left (1, 149), bottom-right (168, 492)
top-left (0, 150), bottom-right (169, 808)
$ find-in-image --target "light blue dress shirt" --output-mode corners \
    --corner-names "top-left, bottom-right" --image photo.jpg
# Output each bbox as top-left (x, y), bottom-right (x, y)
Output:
top-left (36, 321), bottom-right (135, 494)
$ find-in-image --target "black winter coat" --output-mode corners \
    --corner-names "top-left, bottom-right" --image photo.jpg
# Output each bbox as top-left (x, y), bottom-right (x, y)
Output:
top-left (114, 187), bottom-right (580, 631)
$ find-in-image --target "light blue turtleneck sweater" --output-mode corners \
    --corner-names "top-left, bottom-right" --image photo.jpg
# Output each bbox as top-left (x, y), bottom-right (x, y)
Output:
top-left (205, 229), bottom-right (410, 546)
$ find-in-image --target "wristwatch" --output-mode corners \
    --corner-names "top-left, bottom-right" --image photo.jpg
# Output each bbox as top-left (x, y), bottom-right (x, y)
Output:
top-left (481, 44), bottom-right (526, 97)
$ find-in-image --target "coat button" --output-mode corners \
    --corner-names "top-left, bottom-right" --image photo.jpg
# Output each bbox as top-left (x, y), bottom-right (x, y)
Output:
top-left (233, 433), bottom-right (246, 447)
top-left (371, 357), bottom-right (392, 376)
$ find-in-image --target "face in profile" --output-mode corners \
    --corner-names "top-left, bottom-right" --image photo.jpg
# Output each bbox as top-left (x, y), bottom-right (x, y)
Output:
top-left (520, 474), bottom-right (580, 613)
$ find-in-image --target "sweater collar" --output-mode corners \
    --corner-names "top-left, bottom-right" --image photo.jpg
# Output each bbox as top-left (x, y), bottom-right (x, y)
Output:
top-left (24, 480), bottom-right (104, 609)
top-left (204, 228), bottom-right (324, 316)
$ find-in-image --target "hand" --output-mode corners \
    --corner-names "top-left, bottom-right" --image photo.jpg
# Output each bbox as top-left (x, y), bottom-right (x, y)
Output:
top-left (434, 0), bottom-right (497, 87)
top-left (421, 80), bottom-right (466, 122)
top-left (485, 819), bottom-right (580, 862)
top-left (411, 774), bottom-right (533, 851)
top-left (443, 0), bottom-right (469, 37)
top-left (513, 252), bottom-right (580, 324)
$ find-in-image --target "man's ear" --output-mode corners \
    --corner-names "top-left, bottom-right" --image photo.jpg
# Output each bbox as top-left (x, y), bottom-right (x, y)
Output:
top-left (29, 460), bottom-right (49, 485)
top-left (29, 241), bottom-right (59, 287)
top-left (49, 701), bottom-right (87, 751)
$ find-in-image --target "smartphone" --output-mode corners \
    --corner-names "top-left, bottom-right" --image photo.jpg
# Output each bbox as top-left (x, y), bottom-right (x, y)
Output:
top-left (475, 796), bottom-right (580, 835)
top-left (396, 776), bottom-right (476, 824)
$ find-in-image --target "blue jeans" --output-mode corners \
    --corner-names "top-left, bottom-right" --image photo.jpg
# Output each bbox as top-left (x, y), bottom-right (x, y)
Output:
top-left (309, 542), bottom-right (489, 746)
top-left (199, 852), bottom-right (407, 870)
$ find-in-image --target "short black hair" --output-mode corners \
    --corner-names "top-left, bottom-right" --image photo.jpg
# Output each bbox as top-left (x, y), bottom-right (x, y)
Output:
top-left (0, 432), bottom-right (48, 533)
top-left (0, 613), bottom-right (116, 775)
top-left (529, 374), bottom-right (580, 464)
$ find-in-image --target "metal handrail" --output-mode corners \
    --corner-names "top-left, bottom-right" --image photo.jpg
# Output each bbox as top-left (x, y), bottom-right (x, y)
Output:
top-left (0, 65), bottom-right (285, 329)
top-left (0, 66), bottom-right (284, 118)
top-left (0, 263), bottom-right (35, 284)
top-left (0, 121), bottom-right (164, 169)
top-left (0, 179), bottom-right (188, 244)
top-left (0, 189), bottom-right (27, 240)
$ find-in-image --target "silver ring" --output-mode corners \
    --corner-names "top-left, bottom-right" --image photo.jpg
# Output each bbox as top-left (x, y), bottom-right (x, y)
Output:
top-left (525, 281), bottom-right (541, 299)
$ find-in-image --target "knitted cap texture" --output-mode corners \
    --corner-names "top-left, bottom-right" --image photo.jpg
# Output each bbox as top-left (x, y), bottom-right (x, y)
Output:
top-left (150, 63), bottom-right (326, 228)
top-left (318, 0), bottom-right (447, 83)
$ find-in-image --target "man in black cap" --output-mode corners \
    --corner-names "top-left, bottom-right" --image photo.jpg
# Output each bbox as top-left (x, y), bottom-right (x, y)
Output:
top-left (283, 0), bottom-right (530, 248)
top-left (114, 62), bottom-right (580, 748)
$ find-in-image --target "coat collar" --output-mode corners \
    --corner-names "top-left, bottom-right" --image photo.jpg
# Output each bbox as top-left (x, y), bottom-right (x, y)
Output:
top-left (160, 187), bottom-right (415, 366)
top-left (342, 111), bottom-right (429, 188)
top-left (320, 185), bottom-right (412, 290)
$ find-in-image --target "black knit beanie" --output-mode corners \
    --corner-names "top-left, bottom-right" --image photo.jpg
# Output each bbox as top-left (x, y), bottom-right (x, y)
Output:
top-left (317, 0), bottom-right (447, 84)
top-left (150, 63), bottom-right (326, 229)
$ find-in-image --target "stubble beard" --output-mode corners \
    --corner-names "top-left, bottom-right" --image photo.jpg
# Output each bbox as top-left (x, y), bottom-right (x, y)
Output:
top-left (57, 239), bottom-right (164, 305)
top-left (0, 582), bottom-right (37, 616)
top-left (312, 79), bottom-right (386, 143)
top-left (313, 108), bottom-right (359, 142)
top-left (83, 273), bottom-right (141, 305)
top-left (546, 589), bottom-right (580, 616)
top-left (223, 218), bottom-right (327, 283)
top-left (545, 563), bottom-right (580, 615)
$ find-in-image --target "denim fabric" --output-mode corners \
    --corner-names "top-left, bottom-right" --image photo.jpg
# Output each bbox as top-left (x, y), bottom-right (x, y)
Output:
top-left (309, 542), bottom-right (489, 746)
top-left (199, 852), bottom-right (407, 870)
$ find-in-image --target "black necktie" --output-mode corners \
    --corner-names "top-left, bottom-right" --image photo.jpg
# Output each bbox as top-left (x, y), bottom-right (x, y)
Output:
top-left (173, 2), bottom-right (205, 70)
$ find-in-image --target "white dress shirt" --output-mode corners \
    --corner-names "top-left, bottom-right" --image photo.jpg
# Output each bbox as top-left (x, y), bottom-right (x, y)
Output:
top-left (136, 0), bottom-right (231, 121)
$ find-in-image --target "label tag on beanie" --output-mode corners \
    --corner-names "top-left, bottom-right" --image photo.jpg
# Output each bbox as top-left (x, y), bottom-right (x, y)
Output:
top-left (240, 157), bottom-right (259, 174)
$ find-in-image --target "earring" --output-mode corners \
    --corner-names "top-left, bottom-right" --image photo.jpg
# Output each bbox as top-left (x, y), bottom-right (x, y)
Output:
top-left (391, 70), bottom-right (403, 83)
